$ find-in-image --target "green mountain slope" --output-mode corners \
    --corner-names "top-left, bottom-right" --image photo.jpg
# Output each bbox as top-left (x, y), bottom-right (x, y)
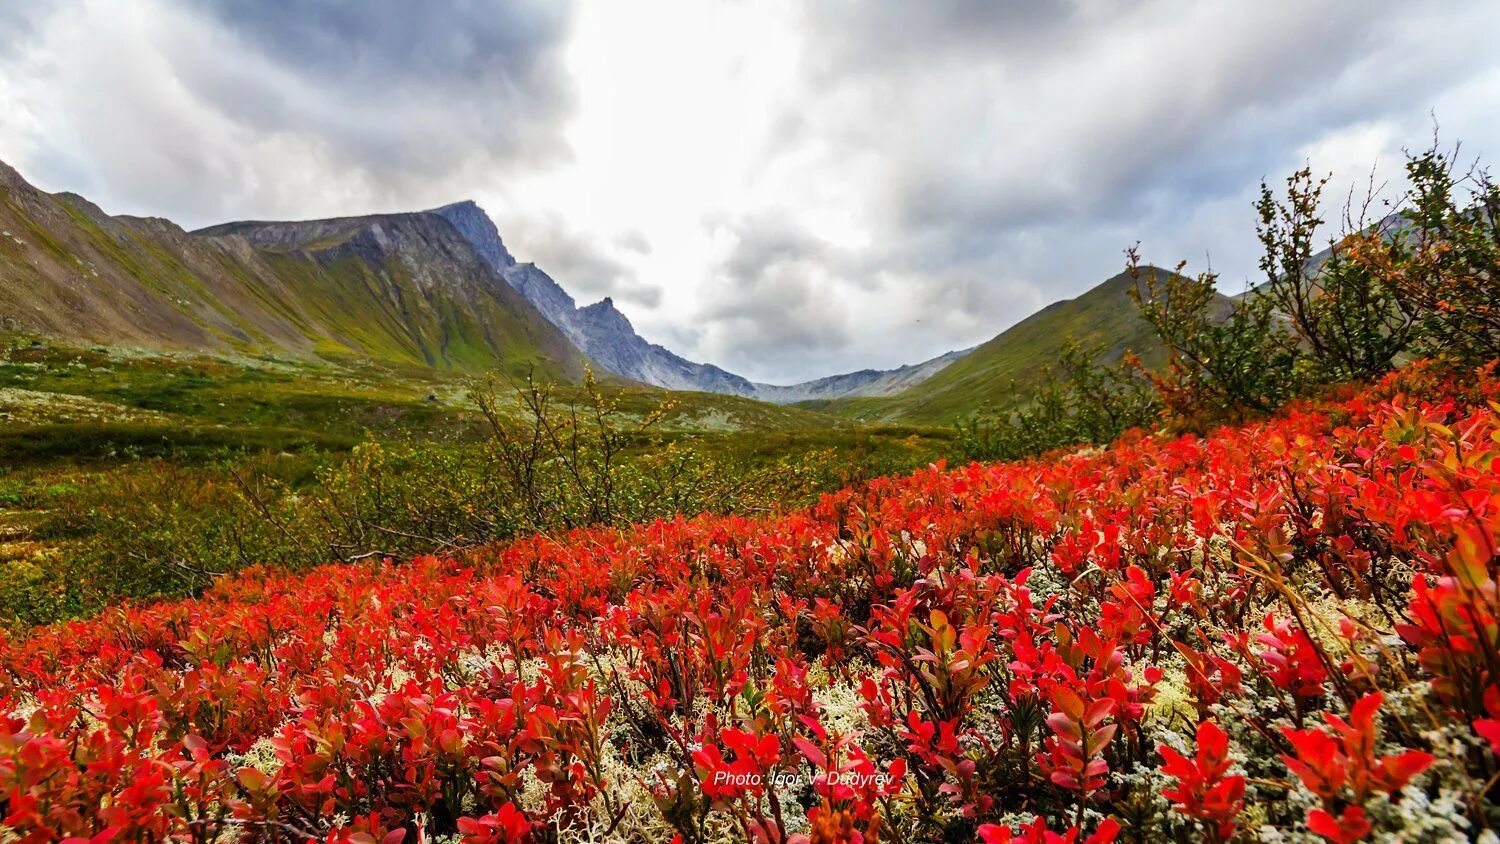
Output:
top-left (0, 161), bottom-right (581, 381)
top-left (803, 268), bottom-right (1228, 423)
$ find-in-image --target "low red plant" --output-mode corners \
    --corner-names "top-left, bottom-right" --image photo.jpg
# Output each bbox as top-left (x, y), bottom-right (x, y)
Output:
top-left (0, 362), bottom-right (1496, 840)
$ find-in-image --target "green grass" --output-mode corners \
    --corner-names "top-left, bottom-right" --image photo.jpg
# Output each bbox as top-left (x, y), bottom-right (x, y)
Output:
top-left (0, 339), bottom-right (465, 450)
top-left (253, 250), bottom-right (582, 381)
top-left (0, 335), bottom-right (879, 467)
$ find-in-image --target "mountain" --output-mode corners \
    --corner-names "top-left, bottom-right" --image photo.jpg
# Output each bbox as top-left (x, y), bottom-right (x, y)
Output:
top-left (752, 348), bottom-right (976, 404)
top-left (801, 267), bottom-right (1229, 423)
top-left (431, 200), bottom-right (971, 401)
top-left (428, 200), bottom-right (518, 272)
top-left (0, 159), bottom-right (959, 402)
top-left (12, 157), bottom-right (1176, 417)
top-left (0, 161), bottom-right (582, 379)
top-left (431, 202), bottom-right (765, 395)
top-left (192, 213), bottom-right (582, 376)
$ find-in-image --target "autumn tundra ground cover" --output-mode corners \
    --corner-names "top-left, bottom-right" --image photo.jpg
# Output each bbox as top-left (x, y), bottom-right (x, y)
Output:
top-left (1, 362), bottom-right (1499, 843)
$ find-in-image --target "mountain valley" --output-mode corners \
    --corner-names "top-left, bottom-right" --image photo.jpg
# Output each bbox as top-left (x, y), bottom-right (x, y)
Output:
top-left (0, 158), bottom-right (1196, 425)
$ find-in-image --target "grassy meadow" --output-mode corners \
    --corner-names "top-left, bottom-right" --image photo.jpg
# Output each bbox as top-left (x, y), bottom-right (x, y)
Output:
top-left (0, 333), bottom-right (953, 629)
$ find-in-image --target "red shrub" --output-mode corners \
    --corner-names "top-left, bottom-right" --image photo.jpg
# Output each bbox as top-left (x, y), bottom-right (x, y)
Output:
top-left (1, 362), bottom-right (1498, 840)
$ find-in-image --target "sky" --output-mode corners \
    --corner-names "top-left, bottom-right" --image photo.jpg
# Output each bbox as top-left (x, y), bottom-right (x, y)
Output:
top-left (1, 1), bottom-right (1498, 384)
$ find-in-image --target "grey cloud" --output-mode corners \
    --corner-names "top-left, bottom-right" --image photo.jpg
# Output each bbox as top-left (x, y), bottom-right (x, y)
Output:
top-left (800, 0), bottom-right (1096, 78)
top-left (685, 0), bottom-right (1500, 379)
top-left (696, 215), bottom-right (859, 380)
top-left (0, 0), bottom-right (578, 226)
top-left (802, 3), bottom-right (1409, 246)
top-left (694, 211), bottom-right (1043, 382)
top-left (613, 229), bottom-right (652, 255)
top-left (714, 214), bottom-right (831, 286)
top-left (188, 0), bottom-right (576, 177)
top-left (202, 0), bottom-right (569, 85)
top-left (0, 4), bottom-right (42, 52)
top-left (500, 211), bottom-right (663, 309)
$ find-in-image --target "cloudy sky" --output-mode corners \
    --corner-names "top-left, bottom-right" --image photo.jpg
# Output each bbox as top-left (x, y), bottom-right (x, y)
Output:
top-left (2, 1), bottom-right (1498, 383)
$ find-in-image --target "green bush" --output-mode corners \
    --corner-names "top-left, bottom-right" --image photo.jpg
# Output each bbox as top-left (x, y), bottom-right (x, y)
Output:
top-left (955, 341), bottom-right (1158, 462)
top-left (1126, 248), bottom-right (1303, 430)
top-left (1255, 167), bottom-right (1419, 382)
top-left (1126, 136), bottom-right (1499, 430)
top-left (1348, 140), bottom-right (1500, 364)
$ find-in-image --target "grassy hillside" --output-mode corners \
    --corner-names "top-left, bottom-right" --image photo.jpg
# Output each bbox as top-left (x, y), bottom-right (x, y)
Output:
top-left (0, 161), bottom-right (582, 382)
top-left (804, 268), bottom-right (1225, 423)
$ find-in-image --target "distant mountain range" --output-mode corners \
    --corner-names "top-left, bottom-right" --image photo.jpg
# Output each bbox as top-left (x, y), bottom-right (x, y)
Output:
top-left (429, 200), bottom-right (968, 402)
top-left (0, 158), bottom-right (1197, 422)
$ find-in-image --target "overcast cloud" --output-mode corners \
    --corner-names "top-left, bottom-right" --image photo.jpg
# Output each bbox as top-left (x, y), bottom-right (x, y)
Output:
top-left (2, 0), bottom-right (1497, 383)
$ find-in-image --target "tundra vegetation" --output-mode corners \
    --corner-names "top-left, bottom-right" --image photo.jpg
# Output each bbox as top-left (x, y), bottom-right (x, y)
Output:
top-left (0, 140), bottom-right (1498, 842)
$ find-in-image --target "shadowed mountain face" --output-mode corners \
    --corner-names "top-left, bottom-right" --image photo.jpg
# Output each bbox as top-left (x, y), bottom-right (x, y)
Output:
top-left (428, 201), bottom-right (518, 272)
top-left (0, 162), bottom-right (582, 379)
top-left (504, 263), bottom-right (761, 396)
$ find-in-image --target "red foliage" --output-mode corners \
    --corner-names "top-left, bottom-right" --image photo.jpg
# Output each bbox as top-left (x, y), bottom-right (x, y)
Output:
top-left (979, 817), bottom-right (1120, 843)
top-left (1, 363), bottom-right (1498, 840)
top-left (1306, 805), bottom-right (1371, 844)
top-left (1158, 720), bottom-right (1244, 841)
top-left (457, 803), bottom-right (531, 843)
top-left (1283, 693), bottom-right (1434, 800)
top-left (1255, 613), bottom-right (1331, 704)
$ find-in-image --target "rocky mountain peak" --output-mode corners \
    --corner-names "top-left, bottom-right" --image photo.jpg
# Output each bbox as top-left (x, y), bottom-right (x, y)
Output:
top-left (428, 200), bottom-right (516, 271)
top-left (0, 160), bottom-right (31, 192)
top-left (580, 296), bottom-right (618, 315)
top-left (577, 297), bottom-right (636, 332)
top-left (429, 206), bottom-right (970, 401)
